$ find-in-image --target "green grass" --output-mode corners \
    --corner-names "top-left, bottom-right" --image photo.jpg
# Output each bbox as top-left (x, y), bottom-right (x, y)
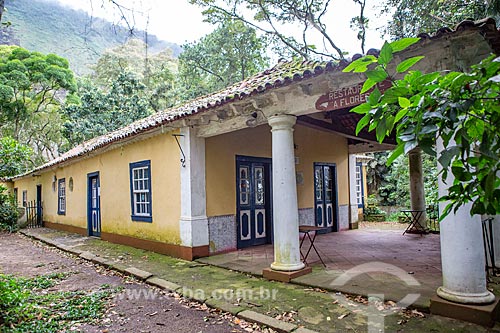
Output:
top-left (0, 273), bottom-right (116, 332)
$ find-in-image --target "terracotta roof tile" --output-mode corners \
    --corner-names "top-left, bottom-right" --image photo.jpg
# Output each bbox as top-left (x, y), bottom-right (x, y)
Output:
top-left (9, 17), bottom-right (500, 179)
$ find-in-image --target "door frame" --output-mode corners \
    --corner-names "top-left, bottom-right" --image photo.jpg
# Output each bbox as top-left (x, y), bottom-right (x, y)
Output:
top-left (87, 171), bottom-right (101, 237)
top-left (36, 184), bottom-right (42, 226)
top-left (235, 155), bottom-right (273, 249)
top-left (356, 162), bottom-right (365, 210)
top-left (313, 162), bottom-right (339, 232)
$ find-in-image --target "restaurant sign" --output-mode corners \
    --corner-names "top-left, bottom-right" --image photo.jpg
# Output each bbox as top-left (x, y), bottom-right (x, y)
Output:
top-left (315, 80), bottom-right (392, 111)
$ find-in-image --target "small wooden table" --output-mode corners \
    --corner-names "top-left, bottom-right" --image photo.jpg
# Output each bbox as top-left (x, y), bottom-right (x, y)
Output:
top-left (401, 210), bottom-right (427, 236)
top-left (299, 226), bottom-right (328, 267)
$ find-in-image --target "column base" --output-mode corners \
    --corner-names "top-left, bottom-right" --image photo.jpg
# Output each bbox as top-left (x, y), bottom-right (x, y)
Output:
top-left (179, 216), bottom-right (209, 248)
top-left (430, 295), bottom-right (500, 327)
top-left (263, 267), bottom-right (312, 283)
top-left (270, 261), bottom-right (305, 272)
top-left (437, 286), bottom-right (496, 305)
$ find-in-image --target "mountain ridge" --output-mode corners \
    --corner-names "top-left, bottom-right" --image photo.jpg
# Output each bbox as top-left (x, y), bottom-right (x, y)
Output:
top-left (1, 0), bottom-right (182, 75)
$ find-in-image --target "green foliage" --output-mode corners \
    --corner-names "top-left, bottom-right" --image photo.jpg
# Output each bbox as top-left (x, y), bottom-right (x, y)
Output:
top-left (191, 0), bottom-right (368, 60)
top-left (0, 137), bottom-right (32, 178)
top-left (364, 195), bottom-right (386, 215)
top-left (381, 0), bottom-right (500, 39)
top-left (0, 45), bottom-right (76, 165)
top-left (0, 184), bottom-right (18, 232)
top-left (177, 20), bottom-right (269, 100)
top-left (344, 38), bottom-right (500, 217)
top-left (1, 0), bottom-right (181, 75)
top-left (62, 73), bottom-right (152, 148)
top-left (92, 38), bottom-right (178, 112)
top-left (367, 152), bottom-right (438, 208)
top-left (0, 273), bottom-right (115, 331)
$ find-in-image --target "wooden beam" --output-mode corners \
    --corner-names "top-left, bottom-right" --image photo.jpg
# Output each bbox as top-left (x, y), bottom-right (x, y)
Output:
top-left (297, 115), bottom-right (396, 145)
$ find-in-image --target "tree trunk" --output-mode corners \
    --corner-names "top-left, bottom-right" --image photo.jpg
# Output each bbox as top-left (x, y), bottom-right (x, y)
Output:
top-left (0, 0), bottom-right (5, 23)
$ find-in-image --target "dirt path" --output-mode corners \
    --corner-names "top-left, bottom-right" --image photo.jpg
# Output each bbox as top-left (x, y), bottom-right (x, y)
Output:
top-left (0, 232), bottom-right (263, 333)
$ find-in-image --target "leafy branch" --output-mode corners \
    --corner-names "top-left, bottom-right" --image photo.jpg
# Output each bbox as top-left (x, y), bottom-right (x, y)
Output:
top-left (344, 38), bottom-right (500, 218)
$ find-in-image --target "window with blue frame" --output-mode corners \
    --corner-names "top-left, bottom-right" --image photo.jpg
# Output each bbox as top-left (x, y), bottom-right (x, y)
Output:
top-left (129, 160), bottom-right (152, 222)
top-left (58, 178), bottom-right (66, 215)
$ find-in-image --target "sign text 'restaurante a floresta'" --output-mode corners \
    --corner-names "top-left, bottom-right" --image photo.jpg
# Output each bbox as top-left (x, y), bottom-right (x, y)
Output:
top-left (315, 80), bottom-right (392, 112)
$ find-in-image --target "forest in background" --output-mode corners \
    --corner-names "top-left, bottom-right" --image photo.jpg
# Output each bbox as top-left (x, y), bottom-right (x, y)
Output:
top-left (0, 0), bottom-right (182, 75)
top-left (0, 0), bottom-right (499, 213)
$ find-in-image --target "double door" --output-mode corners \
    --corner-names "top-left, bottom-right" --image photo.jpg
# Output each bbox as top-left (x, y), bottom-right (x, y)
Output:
top-left (236, 156), bottom-right (272, 248)
top-left (314, 163), bottom-right (338, 232)
top-left (87, 172), bottom-right (101, 237)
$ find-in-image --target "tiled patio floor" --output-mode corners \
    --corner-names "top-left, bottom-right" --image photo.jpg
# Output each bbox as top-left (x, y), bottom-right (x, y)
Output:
top-left (198, 227), bottom-right (442, 309)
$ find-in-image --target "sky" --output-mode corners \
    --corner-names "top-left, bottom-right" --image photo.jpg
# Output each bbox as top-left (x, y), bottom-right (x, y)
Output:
top-left (56, 0), bottom-right (389, 57)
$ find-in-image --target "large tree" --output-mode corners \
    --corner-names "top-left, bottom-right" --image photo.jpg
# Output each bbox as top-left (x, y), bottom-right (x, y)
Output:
top-left (62, 72), bottom-right (151, 149)
top-left (366, 152), bottom-right (438, 208)
top-left (92, 38), bottom-right (178, 111)
top-left (0, 46), bottom-right (76, 164)
top-left (381, 0), bottom-right (500, 39)
top-left (177, 19), bottom-right (269, 100)
top-left (0, 136), bottom-right (32, 178)
top-left (189, 0), bottom-right (369, 60)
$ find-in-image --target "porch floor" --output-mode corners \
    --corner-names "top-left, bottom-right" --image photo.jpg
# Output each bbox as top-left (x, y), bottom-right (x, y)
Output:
top-left (198, 224), bottom-right (442, 309)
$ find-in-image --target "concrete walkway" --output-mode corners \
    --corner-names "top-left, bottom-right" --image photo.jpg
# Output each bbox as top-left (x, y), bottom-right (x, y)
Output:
top-left (16, 227), bottom-right (499, 332)
top-left (199, 228), bottom-right (442, 309)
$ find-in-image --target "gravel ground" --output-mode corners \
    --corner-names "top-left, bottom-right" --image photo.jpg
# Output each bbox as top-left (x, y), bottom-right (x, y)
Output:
top-left (0, 232), bottom-right (266, 333)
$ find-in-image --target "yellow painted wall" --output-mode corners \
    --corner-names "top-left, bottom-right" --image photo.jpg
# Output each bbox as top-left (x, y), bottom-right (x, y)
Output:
top-left (13, 133), bottom-right (181, 244)
top-left (206, 125), bottom-right (272, 217)
top-left (206, 123), bottom-right (349, 217)
top-left (11, 176), bottom-right (38, 206)
top-left (294, 125), bottom-right (349, 208)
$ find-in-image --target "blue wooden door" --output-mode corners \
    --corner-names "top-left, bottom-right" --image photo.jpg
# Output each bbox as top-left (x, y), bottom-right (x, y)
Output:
top-left (87, 172), bottom-right (101, 237)
top-left (236, 156), bottom-right (272, 248)
top-left (314, 163), bottom-right (338, 232)
top-left (36, 185), bottom-right (42, 226)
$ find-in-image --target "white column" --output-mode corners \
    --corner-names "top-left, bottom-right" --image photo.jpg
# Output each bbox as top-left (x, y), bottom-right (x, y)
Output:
top-left (179, 127), bottom-right (209, 248)
top-left (268, 114), bottom-right (305, 272)
top-left (491, 172), bottom-right (500, 268)
top-left (436, 138), bottom-right (494, 304)
top-left (348, 154), bottom-right (359, 226)
top-left (408, 148), bottom-right (427, 229)
top-left (494, 215), bottom-right (500, 268)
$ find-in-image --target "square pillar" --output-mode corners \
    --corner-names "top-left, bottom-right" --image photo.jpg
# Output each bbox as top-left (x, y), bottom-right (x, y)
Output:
top-left (179, 127), bottom-right (209, 259)
top-left (348, 154), bottom-right (359, 228)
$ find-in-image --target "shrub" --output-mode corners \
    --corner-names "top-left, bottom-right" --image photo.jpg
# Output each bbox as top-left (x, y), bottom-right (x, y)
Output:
top-left (0, 184), bottom-right (19, 232)
top-left (364, 195), bottom-right (386, 215)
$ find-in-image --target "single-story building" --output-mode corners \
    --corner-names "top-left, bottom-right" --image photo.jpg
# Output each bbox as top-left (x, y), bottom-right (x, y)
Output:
top-left (4, 18), bottom-right (500, 310)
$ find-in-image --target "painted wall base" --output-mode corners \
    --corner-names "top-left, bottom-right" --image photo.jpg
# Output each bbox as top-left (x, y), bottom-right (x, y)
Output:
top-left (208, 214), bottom-right (236, 254)
top-left (350, 204), bottom-right (359, 229)
top-left (179, 215), bottom-right (209, 248)
top-left (43, 221), bottom-right (209, 260)
top-left (298, 208), bottom-right (314, 226)
top-left (44, 221), bottom-right (87, 236)
top-left (338, 205), bottom-right (349, 231)
top-left (102, 232), bottom-right (209, 260)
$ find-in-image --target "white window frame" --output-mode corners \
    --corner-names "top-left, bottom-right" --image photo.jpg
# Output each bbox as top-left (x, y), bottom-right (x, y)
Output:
top-left (58, 178), bottom-right (66, 215)
top-left (129, 160), bottom-right (152, 222)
